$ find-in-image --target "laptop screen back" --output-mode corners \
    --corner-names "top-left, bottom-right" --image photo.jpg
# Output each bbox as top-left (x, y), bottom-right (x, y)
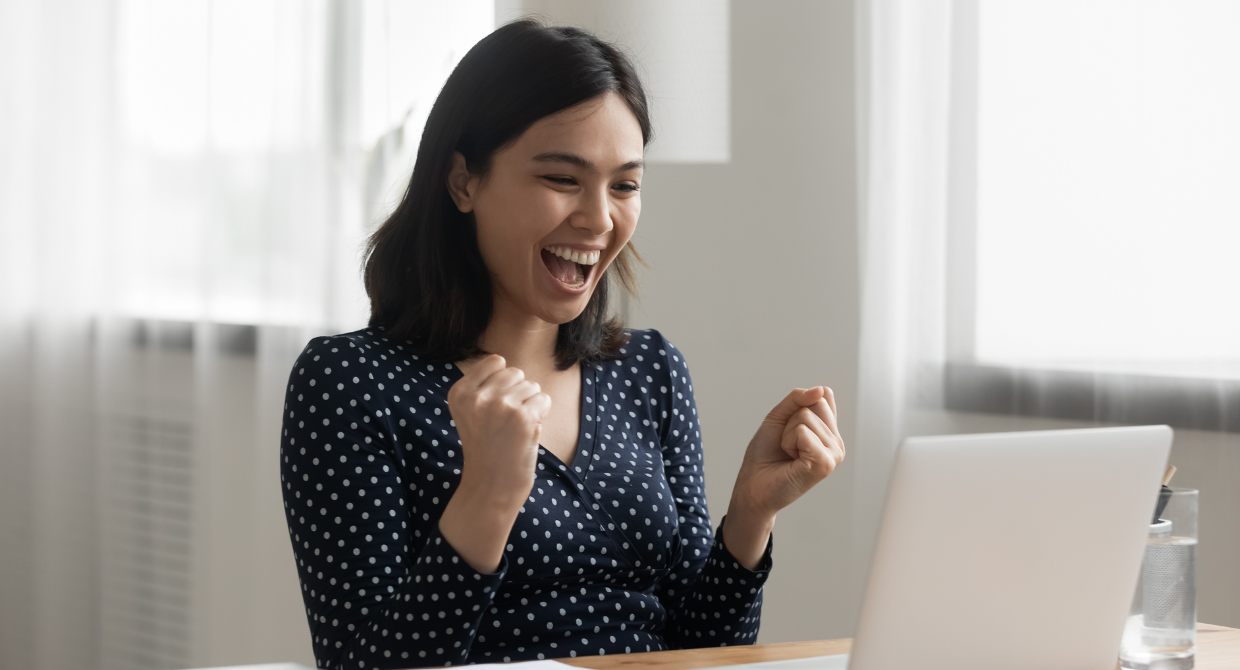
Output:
top-left (849, 426), bottom-right (1172, 670)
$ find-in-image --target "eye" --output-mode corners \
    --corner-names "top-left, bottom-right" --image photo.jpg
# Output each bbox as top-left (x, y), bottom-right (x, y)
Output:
top-left (542, 176), bottom-right (577, 186)
top-left (612, 182), bottom-right (640, 193)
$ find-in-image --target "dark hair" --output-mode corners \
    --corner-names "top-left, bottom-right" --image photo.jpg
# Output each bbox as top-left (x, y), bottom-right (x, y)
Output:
top-left (363, 20), bottom-right (650, 369)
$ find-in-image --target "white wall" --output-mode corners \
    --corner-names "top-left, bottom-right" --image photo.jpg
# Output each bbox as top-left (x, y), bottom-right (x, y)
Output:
top-left (614, 0), bottom-right (862, 643)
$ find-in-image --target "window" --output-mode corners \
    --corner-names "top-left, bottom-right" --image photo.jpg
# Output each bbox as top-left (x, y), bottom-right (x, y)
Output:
top-left (967, 0), bottom-right (1240, 377)
top-left (111, 0), bottom-right (490, 327)
top-left (947, 0), bottom-right (1240, 430)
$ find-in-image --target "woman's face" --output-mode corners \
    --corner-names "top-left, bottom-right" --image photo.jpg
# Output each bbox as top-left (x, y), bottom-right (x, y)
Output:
top-left (448, 92), bottom-right (644, 326)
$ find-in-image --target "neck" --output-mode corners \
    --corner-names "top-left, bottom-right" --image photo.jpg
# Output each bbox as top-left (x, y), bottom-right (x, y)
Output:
top-left (474, 296), bottom-right (563, 376)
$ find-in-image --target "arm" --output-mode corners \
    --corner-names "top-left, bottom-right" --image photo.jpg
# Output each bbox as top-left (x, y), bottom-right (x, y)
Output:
top-left (664, 343), bottom-right (848, 647)
top-left (281, 339), bottom-right (507, 669)
top-left (438, 354), bottom-right (550, 573)
top-left (650, 337), bottom-right (773, 648)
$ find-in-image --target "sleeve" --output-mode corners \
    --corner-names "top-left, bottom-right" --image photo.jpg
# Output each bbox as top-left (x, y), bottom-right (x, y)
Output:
top-left (648, 334), bottom-right (773, 648)
top-left (280, 336), bottom-right (505, 669)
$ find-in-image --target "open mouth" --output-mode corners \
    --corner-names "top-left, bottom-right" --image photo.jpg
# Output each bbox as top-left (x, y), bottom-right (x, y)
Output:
top-left (541, 245), bottom-right (601, 290)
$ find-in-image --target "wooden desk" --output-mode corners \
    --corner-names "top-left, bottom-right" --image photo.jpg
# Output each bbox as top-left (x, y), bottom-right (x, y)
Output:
top-left (557, 623), bottom-right (1240, 670)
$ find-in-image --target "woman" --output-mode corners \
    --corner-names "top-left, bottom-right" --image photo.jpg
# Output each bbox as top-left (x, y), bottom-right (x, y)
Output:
top-left (280, 20), bottom-right (844, 669)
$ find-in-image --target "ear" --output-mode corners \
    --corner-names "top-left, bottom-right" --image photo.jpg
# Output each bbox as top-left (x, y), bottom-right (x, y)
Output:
top-left (446, 152), bottom-right (478, 213)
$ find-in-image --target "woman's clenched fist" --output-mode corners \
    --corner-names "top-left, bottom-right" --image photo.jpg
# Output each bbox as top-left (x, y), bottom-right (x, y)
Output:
top-left (447, 354), bottom-right (552, 506)
top-left (722, 386), bottom-right (845, 568)
top-left (731, 386), bottom-right (845, 518)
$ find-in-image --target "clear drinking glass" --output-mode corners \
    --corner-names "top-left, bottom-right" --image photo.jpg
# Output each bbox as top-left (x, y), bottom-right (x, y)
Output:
top-left (1120, 488), bottom-right (1198, 670)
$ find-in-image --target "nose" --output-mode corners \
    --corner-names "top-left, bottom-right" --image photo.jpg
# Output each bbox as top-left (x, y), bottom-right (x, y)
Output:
top-left (571, 184), bottom-right (613, 237)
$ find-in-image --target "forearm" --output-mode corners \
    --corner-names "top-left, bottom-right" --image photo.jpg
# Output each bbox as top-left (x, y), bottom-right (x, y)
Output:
top-left (721, 500), bottom-right (776, 570)
top-left (439, 472), bottom-right (526, 573)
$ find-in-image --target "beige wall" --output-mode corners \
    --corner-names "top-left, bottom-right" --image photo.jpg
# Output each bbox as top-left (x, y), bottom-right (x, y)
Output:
top-left (623, 0), bottom-right (862, 643)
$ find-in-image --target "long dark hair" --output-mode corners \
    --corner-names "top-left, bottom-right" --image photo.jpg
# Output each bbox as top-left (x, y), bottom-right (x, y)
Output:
top-left (363, 20), bottom-right (651, 369)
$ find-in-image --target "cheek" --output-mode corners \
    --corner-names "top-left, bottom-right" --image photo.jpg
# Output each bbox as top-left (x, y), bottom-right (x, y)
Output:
top-left (595, 202), bottom-right (639, 280)
top-left (613, 200), bottom-right (640, 246)
top-left (470, 214), bottom-right (509, 276)
top-left (473, 187), bottom-right (562, 268)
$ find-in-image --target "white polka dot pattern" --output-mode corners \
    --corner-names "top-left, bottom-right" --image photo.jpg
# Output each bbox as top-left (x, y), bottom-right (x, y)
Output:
top-left (280, 328), bottom-right (772, 669)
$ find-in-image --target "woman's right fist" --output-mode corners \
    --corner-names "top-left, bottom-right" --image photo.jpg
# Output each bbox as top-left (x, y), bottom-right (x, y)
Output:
top-left (447, 355), bottom-right (552, 504)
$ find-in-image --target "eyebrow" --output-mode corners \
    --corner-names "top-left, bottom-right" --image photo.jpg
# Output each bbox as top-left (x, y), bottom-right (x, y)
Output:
top-left (532, 152), bottom-right (644, 174)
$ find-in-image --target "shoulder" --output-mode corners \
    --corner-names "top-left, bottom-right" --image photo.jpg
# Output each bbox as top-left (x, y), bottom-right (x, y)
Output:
top-left (296, 327), bottom-right (383, 362)
top-left (290, 327), bottom-right (381, 381)
top-left (287, 326), bottom-right (447, 394)
top-left (613, 328), bottom-right (677, 360)
top-left (604, 328), bottom-right (694, 396)
top-left (611, 330), bottom-right (700, 444)
top-left (617, 328), bottom-right (691, 373)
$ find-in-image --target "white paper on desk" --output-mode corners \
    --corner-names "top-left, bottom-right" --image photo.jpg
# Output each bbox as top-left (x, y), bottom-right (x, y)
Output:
top-left (399, 661), bottom-right (579, 670)
top-left (694, 653), bottom-right (850, 670)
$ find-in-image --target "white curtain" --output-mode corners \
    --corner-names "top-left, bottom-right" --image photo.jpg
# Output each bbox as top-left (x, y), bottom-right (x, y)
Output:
top-left (852, 0), bottom-right (956, 576)
top-left (0, 1), bottom-right (491, 669)
top-left (852, 2), bottom-right (1240, 635)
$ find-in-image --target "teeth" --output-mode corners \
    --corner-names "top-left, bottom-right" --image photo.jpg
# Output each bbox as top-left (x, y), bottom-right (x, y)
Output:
top-left (543, 246), bottom-right (600, 265)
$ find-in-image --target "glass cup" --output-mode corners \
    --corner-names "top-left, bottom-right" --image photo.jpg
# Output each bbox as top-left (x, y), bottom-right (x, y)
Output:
top-left (1120, 488), bottom-right (1198, 670)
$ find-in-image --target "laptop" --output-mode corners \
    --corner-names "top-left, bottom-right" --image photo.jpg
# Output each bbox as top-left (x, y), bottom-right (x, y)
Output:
top-left (845, 425), bottom-right (1173, 670)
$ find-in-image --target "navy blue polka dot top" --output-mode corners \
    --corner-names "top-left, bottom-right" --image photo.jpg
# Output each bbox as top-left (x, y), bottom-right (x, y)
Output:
top-left (280, 327), bottom-right (773, 669)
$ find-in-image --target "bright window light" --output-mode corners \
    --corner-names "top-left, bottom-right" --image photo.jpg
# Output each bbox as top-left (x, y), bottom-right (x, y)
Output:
top-left (110, 0), bottom-right (491, 327)
top-left (974, 0), bottom-right (1240, 377)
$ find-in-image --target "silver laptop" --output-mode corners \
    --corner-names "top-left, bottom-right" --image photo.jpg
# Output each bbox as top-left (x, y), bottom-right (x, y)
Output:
top-left (847, 426), bottom-right (1173, 670)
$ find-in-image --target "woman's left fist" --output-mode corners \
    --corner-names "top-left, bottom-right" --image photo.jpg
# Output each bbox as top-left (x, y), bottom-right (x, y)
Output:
top-left (730, 386), bottom-right (846, 519)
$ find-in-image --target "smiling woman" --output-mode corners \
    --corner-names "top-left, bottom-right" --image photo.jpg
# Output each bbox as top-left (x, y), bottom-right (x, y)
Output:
top-left (363, 21), bottom-right (648, 371)
top-left (279, 19), bottom-right (846, 670)
top-left (442, 92), bottom-right (645, 346)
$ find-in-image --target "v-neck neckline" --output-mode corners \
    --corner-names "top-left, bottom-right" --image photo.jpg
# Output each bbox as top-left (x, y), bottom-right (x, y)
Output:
top-left (538, 361), bottom-right (595, 474)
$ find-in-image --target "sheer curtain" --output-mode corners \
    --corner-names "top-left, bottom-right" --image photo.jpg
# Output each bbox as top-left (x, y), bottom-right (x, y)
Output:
top-left (0, 1), bottom-right (491, 669)
top-left (852, 0), bottom-right (956, 577)
top-left (854, 0), bottom-right (1240, 630)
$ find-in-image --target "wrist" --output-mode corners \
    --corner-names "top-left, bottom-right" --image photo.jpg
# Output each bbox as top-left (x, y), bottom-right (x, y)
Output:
top-left (724, 501), bottom-right (776, 540)
top-left (722, 499), bottom-right (775, 571)
top-left (440, 477), bottom-right (524, 574)
top-left (453, 471), bottom-right (527, 520)
top-left (727, 471), bottom-right (777, 524)
top-left (458, 463), bottom-right (531, 507)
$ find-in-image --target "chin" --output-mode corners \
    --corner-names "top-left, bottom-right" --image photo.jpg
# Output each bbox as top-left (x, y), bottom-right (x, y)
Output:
top-left (539, 295), bottom-right (594, 326)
